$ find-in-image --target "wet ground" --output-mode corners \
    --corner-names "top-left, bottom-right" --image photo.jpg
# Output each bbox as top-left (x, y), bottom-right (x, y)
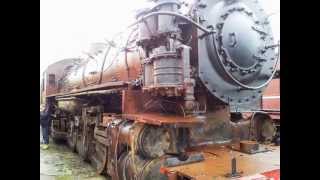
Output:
top-left (40, 127), bottom-right (109, 180)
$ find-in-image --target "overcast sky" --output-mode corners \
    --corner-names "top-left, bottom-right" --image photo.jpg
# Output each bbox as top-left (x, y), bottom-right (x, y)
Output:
top-left (40, 0), bottom-right (279, 76)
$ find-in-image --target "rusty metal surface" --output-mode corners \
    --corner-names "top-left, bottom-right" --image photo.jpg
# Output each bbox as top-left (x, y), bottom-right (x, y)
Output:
top-left (47, 81), bottom-right (127, 98)
top-left (41, 58), bottom-right (84, 97)
top-left (99, 51), bottom-right (142, 84)
top-left (239, 141), bottom-right (259, 154)
top-left (122, 113), bottom-right (205, 126)
top-left (122, 90), bottom-right (146, 114)
top-left (42, 42), bottom-right (141, 98)
top-left (162, 145), bottom-right (280, 180)
top-left (41, 1), bottom-right (280, 179)
top-left (266, 112), bottom-right (280, 121)
top-left (164, 153), bottom-right (204, 167)
top-left (262, 78), bottom-right (280, 120)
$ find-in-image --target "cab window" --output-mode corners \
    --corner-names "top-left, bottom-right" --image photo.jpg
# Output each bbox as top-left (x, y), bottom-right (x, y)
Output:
top-left (48, 74), bottom-right (56, 86)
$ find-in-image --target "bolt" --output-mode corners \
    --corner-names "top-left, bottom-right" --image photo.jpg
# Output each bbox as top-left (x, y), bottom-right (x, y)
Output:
top-left (246, 11), bottom-right (253, 16)
top-left (216, 23), bottom-right (224, 29)
top-left (249, 69), bottom-right (256, 73)
top-left (253, 55), bottom-right (267, 62)
top-left (198, 3), bottom-right (207, 8)
top-left (240, 70), bottom-right (247, 75)
top-left (265, 44), bottom-right (280, 49)
top-left (260, 49), bottom-right (266, 54)
top-left (219, 49), bottom-right (225, 56)
top-left (220, 13), bottom-right (229, 20)
top-left (225, 57), bottom-right (232, 63)
top-left (231, 7), bottom-right (237, 12)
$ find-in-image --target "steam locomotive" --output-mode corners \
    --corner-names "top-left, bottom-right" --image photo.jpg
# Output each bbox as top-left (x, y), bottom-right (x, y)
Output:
top-left (40, 0), bottom-right (279, 179)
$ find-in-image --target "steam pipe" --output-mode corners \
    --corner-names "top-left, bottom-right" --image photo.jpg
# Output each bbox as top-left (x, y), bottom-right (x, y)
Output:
top-left (128, 11), bottom-right (211, 34)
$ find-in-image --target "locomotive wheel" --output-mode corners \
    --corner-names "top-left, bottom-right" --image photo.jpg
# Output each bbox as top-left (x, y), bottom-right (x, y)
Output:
top-left (50, 122), bottom-right (64, 143)
top-left (138, 125), bottom-right (171, 159)
top-left (89, 130), bottom-right (108, 174)
top-left (118, 152), bottom-right (168, 180)
top-left (260, 119), bottom-right (276, 142)
top-left (252, 114), bottom-right (276, 142)
top-left (76, 123), bottom-right (91, 161)
top-left (76, 134), bottom-right (87, 160)
top-left (117, 152), bottom-right (131, 180)
top-left (67, 121), bottom-right (77, 152)
top-left (139, 158), bottom-right (168, 180)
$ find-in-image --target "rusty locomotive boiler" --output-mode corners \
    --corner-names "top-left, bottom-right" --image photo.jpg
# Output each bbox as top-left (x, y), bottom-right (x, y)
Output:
top-left (40, 0), bottom-right (280, 179)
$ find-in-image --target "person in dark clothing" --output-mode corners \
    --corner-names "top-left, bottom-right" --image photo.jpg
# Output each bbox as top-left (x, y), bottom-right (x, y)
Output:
top-left (40, 99), bottom-right (53, 149)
